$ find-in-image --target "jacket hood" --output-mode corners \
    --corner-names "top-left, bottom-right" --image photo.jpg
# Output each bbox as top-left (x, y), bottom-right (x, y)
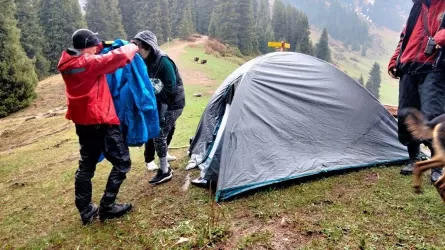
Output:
top-left (134, 30), bottom-right (160, 54)
top-left (57, 49), bottom-right (83, 72)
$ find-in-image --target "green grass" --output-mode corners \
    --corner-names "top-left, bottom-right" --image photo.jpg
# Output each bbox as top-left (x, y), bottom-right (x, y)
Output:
top-left (1, 43), bottom-right (445, 249)
top-left (178, 45), bottom-right (243, 82)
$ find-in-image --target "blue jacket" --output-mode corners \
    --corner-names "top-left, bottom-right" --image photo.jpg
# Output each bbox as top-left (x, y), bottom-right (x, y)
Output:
top-left (101, 39), bottom-right (160, 147)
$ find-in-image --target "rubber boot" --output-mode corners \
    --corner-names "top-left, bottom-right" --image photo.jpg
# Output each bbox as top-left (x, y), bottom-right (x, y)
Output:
top-left (99, 192), bottom-right (132, 222)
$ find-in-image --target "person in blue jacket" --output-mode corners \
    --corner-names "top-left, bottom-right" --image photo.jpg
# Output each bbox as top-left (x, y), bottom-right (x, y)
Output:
top-left (134, 30), bottom-right (185, 185)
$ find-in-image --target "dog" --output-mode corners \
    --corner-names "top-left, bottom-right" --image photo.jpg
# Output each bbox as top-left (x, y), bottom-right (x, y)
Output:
top-left (403, 108), bottom-right (445, 203)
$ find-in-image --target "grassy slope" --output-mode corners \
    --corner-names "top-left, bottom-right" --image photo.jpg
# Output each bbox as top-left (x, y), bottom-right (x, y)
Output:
top-left (1, 43), bottom-right (445, 249)
top-left (311, 26), bottom-right (401, 105)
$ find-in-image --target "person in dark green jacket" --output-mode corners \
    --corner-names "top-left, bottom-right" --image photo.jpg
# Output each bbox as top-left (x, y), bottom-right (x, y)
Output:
top-left (134, 30), bottom-right (185, 185)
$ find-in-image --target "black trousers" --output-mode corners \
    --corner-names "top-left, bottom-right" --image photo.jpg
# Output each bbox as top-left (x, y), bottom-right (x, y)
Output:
top-left (398, 71), bottom-right (445, 153)
top-left (75, 124), bottom-right (131, 213)
top-left (144, 126), bottom-right (175, 163)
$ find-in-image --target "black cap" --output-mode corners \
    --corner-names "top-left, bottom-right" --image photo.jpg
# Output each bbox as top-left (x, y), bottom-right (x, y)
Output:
top-left (72, 29), bottom-right (101, 49)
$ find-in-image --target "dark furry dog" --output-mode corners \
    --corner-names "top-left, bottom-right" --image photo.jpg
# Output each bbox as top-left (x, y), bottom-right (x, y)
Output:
top-left (403, 108), bottom-right (445, 203)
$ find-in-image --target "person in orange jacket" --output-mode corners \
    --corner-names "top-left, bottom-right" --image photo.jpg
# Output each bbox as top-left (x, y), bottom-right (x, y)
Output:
top-left (57, 29), bottom-right (139, 225)
top-left (388, 0), bottom-right (445, 183)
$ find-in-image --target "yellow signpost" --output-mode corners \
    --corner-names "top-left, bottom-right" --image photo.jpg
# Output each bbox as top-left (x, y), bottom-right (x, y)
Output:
top-left (268, 41), bottom-right (290, 51)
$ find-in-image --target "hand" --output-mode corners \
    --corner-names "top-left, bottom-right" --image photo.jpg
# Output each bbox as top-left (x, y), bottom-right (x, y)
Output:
top-left (388, 67), bottom-right (398, 79)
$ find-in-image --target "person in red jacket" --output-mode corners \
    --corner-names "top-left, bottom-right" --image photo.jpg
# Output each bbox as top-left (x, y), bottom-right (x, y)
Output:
top-left (57, 29), bottom-right (139, 225)
top-left (388, 0), bottom-right (445, 183)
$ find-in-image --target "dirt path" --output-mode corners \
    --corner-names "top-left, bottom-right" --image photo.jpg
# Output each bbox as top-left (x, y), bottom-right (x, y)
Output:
top-left (164, 36), bottom-right (214, 86)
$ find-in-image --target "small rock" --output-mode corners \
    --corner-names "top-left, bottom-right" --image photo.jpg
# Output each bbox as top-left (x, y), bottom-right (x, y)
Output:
top-left (280, 217), bottom-right (287, 226)
top-left (25, 116), bottom-right (37, 121)
top-left (175, 237), bottom-right (189, 245)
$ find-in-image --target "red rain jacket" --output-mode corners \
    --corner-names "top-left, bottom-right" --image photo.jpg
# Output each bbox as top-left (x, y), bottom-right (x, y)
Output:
top-left (57, 44), bottom-right (138, 125)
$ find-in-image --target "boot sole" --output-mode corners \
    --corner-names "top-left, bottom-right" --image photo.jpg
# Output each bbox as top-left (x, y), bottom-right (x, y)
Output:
top-left (400, 170), bottom-right (413, 176)
top-left (99, 205), bottom-right (133, 222)
top-left (149, 173), bottom-right (173, 185)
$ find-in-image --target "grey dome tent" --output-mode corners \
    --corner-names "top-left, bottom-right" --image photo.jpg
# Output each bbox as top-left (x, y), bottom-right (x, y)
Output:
top-left (186, 52), bottom-right (408, 202)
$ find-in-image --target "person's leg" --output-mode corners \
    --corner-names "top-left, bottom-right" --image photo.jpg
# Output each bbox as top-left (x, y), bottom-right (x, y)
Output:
top-left (144, 138), bottom-right (158, 170)
top-left (166, 125), bottom-right (177, 161)
top-left (150, 109), bottom-right (183, 184)
top-left (167, 126), bottom-right (175, 146)
top-left (419, 71), bottom-right (445, 183)
top-left (99, 125), bottom-right (132, 221)
top-left (397, 73), bottom-right (422, 175)
top-left (74, 125), bottom-right (102, 225)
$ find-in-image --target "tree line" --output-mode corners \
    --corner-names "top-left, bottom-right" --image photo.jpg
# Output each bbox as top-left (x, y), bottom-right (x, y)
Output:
top-left (284, 0), bottom-right (371, 50)
top-left (1, 0), bottom-right (373, 118)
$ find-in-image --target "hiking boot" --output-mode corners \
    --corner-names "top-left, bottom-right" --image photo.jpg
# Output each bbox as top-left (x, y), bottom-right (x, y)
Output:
top-left (149, 167), bottom-right (173, 185)
top-left (167, 152), bottom-right (177, 162)
top-left (146, 161), bottom-right (159, 171)
top-left (99, 203), bottom-right (132, 222)
top-left (80, 204), bottom-right (99, 225)
top-left (431, 168), bottom-right (443, 184)
top-left (400, 161), bottom-right (416, 175)
top-left (191, 177), bottom-right (209, 188)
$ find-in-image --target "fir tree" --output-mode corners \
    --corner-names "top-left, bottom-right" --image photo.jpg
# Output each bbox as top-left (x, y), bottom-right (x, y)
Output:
top-left (160, 0), bottom-right (171, 42)
top-left (315, 28), bottom-right (332, 63)
top-left (255, 0), bottom-right (274, 54)
top-left (0, 0), bottom-right (38, 117)
top-left (146, 0), bottom-right (165, 42)
top-left (178, 1), bottom-right (195, 39)
top-left (237, 0), bottom-right (255, 55)
top-left (39, 0), bottom-right (86, 73)
top-left (272, 0), bottom-right (287, 41)
top-left (195, 0), bottom-right (215, 34)
top-left (119, 0), bottom-right (139, 39)
top-left (15, 0), bottom-right (50, 80)
top-left (85, 0), bottom-right (126, 41)
top-left (365, 63), bottom-right (382, 99)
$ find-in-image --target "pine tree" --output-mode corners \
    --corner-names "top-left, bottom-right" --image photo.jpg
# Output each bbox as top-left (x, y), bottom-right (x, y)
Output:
top-left (146, 0), bottom-right (165, 42)
top-left (358, 74), bottom-right (364, 86)
top-left (86, 0), bottom-right (126, 41)
top-left (300, 35), bottom-right (313, 55)
top-left (195, 0), bottom-right (215, 34)
top-left (255, 0), bottom-right (274, 54)
top-left (119, 0), bottom-right (139, 39)
top-left (39, 0), bottom-right (86, 73)
top-left (0, 0), bottom-right (38, 117)
top-left (178, 0), bottom-right (195, 39)
top-left (315, 28), bottom-right (332, 63)
top-left (15, 0), bottom-right (50, 80)
top-left (160, 0), bottom-right (171, 42)
top-left (272, 0), bottom-right (287, 41)
top-left (209, 0), bottom-right (239, 47)
top-left (365, 63), bottom-right (381, 99)
top-left (237, 0), bottom-right (255, 55)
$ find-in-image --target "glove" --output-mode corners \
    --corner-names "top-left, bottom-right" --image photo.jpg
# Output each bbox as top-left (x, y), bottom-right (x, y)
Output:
top-left (434, 29), bottom-right (445, 48)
